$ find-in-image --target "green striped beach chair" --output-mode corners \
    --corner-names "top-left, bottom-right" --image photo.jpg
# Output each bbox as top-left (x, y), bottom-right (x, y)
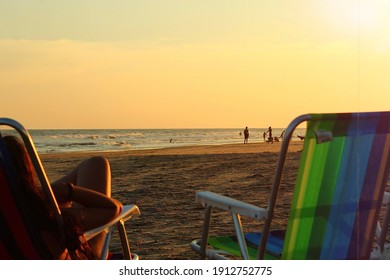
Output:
top-left (191, 112), bottom-right (390, 260)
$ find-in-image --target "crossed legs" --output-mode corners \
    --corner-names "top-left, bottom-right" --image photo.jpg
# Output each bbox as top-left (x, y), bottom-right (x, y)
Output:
top-left (53, 156), bottom-right (112, 258)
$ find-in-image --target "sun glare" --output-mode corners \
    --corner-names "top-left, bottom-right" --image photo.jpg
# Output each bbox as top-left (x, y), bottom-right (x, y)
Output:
top-left (356, 2), bottom-right (377, 28)
top-left (323, 1), bottom-right (384, 32)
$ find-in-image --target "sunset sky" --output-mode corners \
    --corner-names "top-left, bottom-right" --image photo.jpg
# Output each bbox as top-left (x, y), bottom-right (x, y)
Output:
top-left (1, 1), bottom-right (390, 129)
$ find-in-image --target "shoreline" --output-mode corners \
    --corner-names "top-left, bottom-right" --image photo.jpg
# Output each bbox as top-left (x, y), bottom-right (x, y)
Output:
top-left (40, 141), bottom-right (304, 159)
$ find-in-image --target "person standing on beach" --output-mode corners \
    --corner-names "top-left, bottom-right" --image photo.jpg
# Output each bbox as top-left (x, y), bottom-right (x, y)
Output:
top-left (244, 127), bottom-right (249, 144)
top-left (266, 126), bottom-right (273, 144)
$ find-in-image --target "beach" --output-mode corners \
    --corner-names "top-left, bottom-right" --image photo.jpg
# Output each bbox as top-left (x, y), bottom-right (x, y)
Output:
top-left (40, 141), bottom-right (303, 259)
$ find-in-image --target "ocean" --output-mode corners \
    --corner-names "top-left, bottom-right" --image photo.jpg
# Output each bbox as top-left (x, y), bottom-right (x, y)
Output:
top-left (5, 128), bottom-right (306, 154)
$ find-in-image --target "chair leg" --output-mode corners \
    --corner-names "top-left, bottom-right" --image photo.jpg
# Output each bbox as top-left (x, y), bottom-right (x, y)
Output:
top-left (232, 213), bottom-right (250, 260)
top-left (99, 229), bottom-right (111, 260)
top-left (200, 206), bottom-right (212, 259)
top-left (378, 202), bottom-right (390, 252)
top-left (117, 220), bottom-right (132, 260)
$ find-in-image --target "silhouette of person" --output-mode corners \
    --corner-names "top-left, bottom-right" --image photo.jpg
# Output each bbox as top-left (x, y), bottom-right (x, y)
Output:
top-left (244, 127), bottom-right (249, 144)
top-left (266, 126), bottom-right (273, 144)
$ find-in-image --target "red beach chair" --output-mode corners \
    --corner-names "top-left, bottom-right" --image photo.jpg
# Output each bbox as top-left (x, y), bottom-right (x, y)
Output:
top-left (0, 118), bottom-right (140, 260)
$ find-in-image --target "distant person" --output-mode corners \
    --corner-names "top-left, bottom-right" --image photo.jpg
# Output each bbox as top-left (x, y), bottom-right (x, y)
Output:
top-left (266, 126), bottom-right (273, 144)
top-left (263, 131), bottom-right (266, 142)
top-left (266, 126), bottom-right (273, 138)
top-left (244, 127), bottom-right (249, 144)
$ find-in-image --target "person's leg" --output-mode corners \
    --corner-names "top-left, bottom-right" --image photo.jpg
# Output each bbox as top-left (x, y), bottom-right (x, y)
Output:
top-left (75, 156), bottom-right (111, 196)
top-left (54, 156), bottom-right (113, 258)
top-left (53, 156), bottom-right (111, 195)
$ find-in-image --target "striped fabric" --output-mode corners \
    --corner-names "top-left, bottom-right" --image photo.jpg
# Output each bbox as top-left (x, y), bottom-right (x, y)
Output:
top-left (282, 112), bottom-right (390, 259)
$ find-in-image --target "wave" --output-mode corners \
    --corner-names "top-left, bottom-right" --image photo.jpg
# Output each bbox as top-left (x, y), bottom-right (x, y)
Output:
top-left (58, 142), bottom-right (97, 147)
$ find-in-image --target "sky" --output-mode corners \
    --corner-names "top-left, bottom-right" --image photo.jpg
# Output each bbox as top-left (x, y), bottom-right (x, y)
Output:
top-left (1, 0), bottom-right (390, 129)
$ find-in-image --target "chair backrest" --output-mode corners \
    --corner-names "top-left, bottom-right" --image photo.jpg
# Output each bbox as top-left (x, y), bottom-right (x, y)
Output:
top-left (281, 112), bottom-right (390, 259)
top-left (0, 137), bottom-right (48, 259)
top-left (0, 118), bottom-right (60, 259)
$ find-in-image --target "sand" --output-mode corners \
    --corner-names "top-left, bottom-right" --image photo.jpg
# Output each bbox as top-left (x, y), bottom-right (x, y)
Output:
top-left (40, 141), bottom-right (304, 259)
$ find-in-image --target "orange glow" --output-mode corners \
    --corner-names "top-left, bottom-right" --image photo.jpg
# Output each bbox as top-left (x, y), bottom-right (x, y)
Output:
top-left (1, 1), bottom-right (390, 128)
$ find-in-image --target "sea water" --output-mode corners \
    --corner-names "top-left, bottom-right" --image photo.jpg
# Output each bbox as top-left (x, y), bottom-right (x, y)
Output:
top-left (5, 128), bottom-right (306, 154)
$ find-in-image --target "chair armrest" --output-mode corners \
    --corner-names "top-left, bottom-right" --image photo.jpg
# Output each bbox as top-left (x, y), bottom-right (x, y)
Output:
top-left (84, 204), bottom-right (140, 241)
top-left (196, 191), bottom-right (267, 219)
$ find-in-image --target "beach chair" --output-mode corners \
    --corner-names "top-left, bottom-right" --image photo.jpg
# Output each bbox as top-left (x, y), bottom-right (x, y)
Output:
top-left (371, 191), bottom-right (390, 259)
top-left (191, 112), bottom-right (390, 260)
top-left (0, 118), bottom-right (140, 260)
